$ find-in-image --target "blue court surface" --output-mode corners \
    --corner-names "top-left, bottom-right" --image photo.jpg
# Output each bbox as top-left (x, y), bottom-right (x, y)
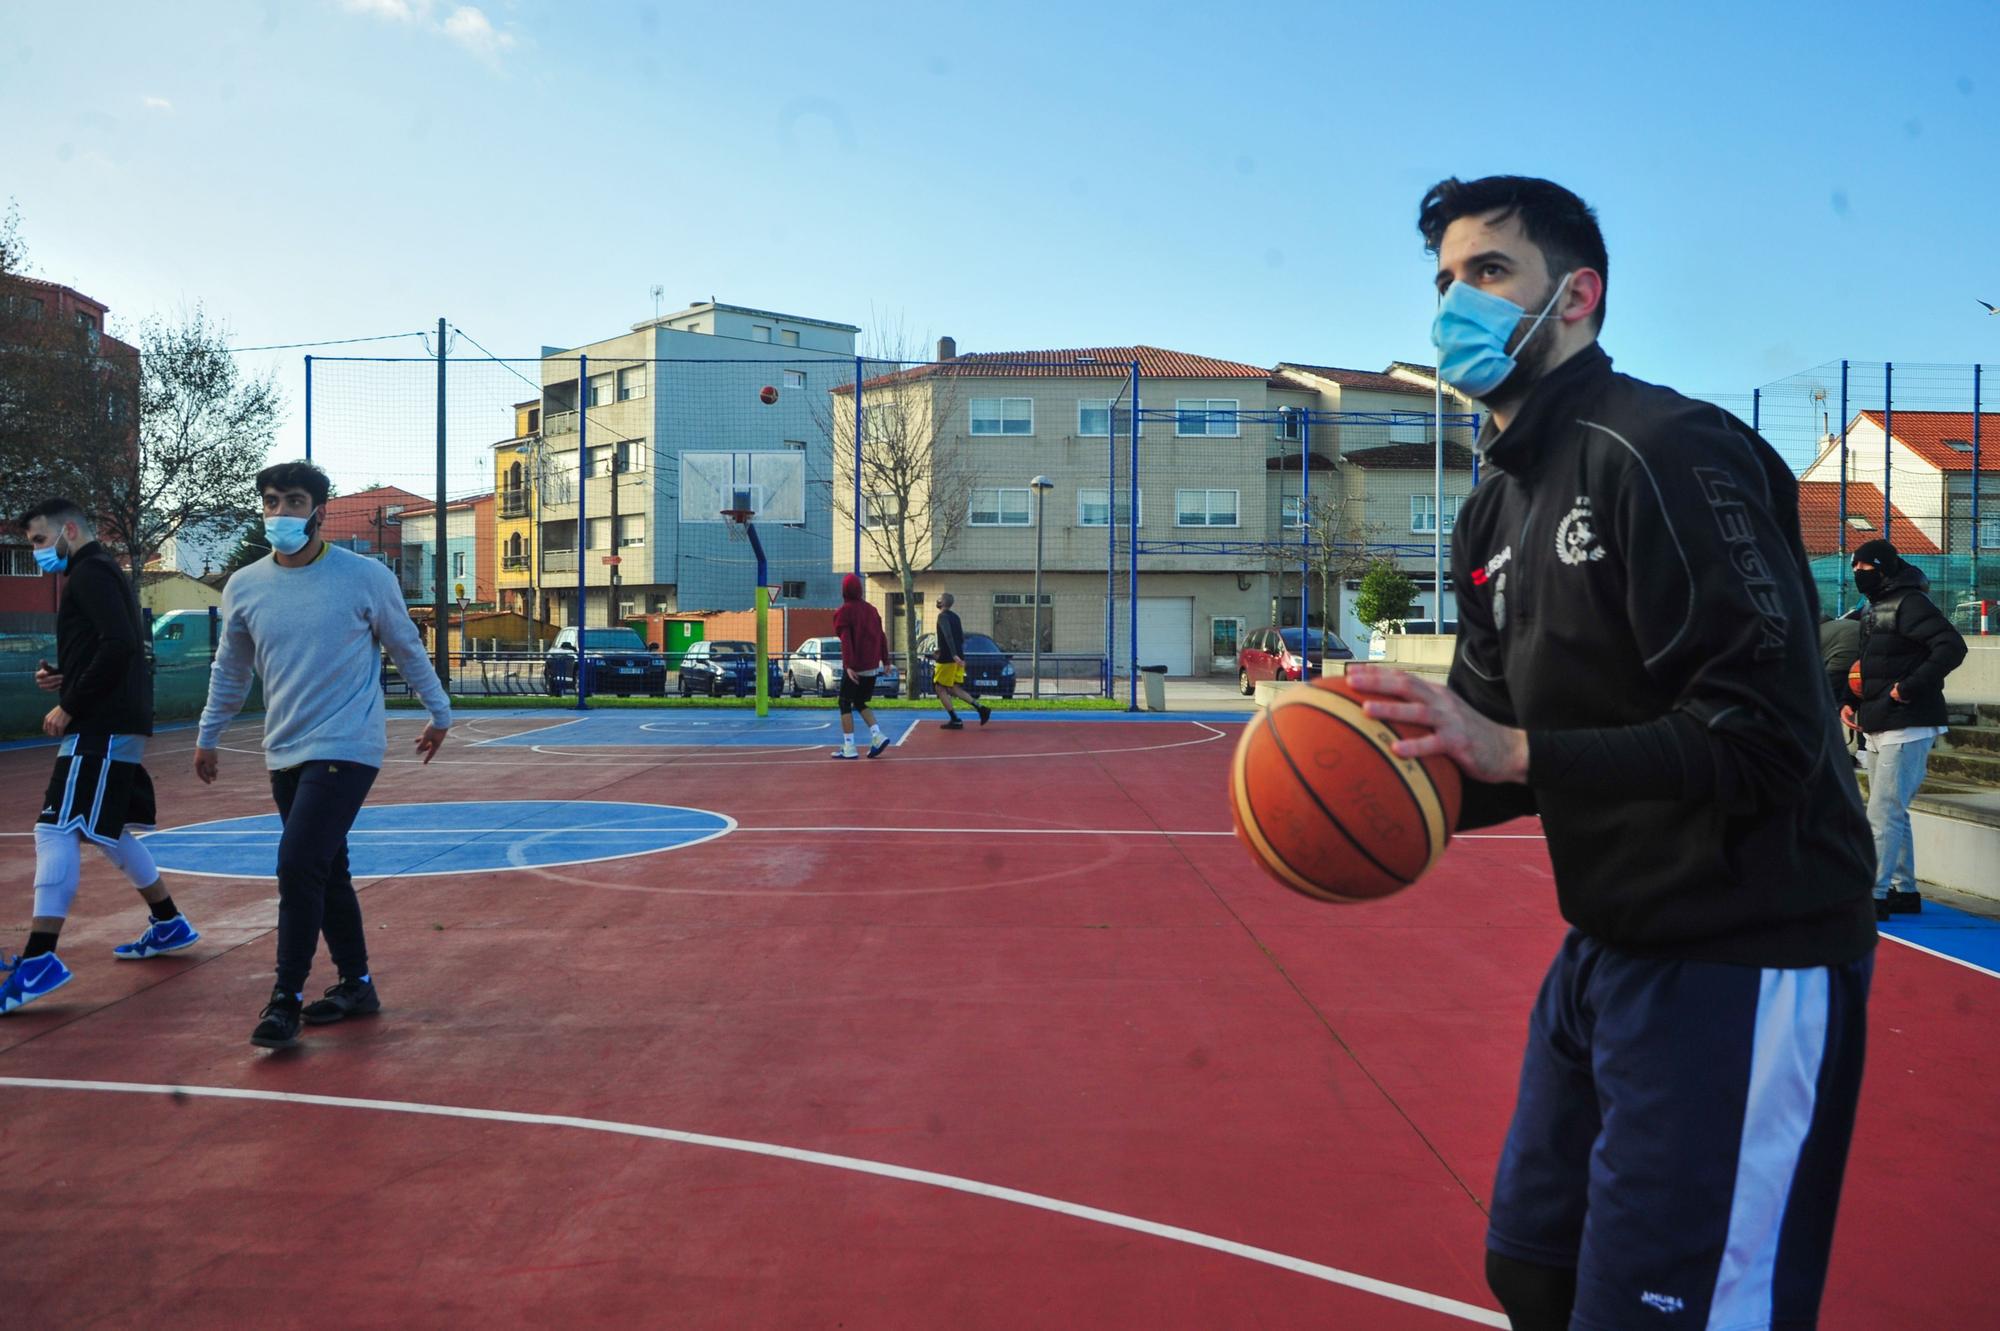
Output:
top-left (1880, 900), bottom-right (2000, 976)
top-left (138, 800), bottom-right (733, 879)
top-left (468, 710), bottom-right (923, 748)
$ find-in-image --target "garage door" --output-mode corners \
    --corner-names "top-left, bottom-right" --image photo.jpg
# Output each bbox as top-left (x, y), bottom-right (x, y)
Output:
top-left (1135, 597), bottom-right (1193, 676)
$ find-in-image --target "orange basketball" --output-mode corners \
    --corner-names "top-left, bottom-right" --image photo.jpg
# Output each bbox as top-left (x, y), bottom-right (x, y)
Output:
top-left (759, 385), bottom-right (779, 404)
top-left (1229, 677), bottom-right (1464, 903)
top-left (1847, 661), bottom-right (1863, 695)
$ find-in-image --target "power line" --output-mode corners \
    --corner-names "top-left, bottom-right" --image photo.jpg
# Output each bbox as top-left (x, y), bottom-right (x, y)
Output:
top-left (227, 330), bottom-right (430, 353)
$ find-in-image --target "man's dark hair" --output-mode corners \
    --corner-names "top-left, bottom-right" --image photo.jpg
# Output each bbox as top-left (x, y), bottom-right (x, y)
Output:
top-left (18, 497), bottom-right (91, 536)
top-left (1418, 175), bottom-right (1609, 329)
top-left (256, 459), bottom-right (331, 507)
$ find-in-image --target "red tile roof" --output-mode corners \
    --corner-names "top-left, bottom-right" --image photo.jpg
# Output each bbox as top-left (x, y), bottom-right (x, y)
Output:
top-left (1266, 371), bottom-right (1322, 394)
top-left (1279, 363), bottom-right (1434, 397)
top-left (1795, 481), bottom-right (1937, 555)
top-left (834, 345), bottom-right (1273, 394)
top-left (1856, 411), bottom-right (2000, 471)
top-left (1342, 442), bottom-right (1477, 470)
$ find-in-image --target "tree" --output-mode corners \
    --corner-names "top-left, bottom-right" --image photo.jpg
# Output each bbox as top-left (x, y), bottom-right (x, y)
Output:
top-left (1353, 559), bottom-right (1418, 631)
top-left (222, 518), bottom-right (271, 574)
top-left (819, 327), bottom-right (976, 697)
top-left (94, 307), bottom-right (282, 574)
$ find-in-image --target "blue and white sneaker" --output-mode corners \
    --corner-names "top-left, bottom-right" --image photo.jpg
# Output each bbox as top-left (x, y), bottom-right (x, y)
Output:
top-left (112, 915), bottom-right (200, 960)
top-left (0, 953), bottom-right (74, 1014)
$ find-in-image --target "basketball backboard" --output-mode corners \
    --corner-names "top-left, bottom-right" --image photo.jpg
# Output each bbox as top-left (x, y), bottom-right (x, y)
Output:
top-left (678, 451), bottom-right (805, 525)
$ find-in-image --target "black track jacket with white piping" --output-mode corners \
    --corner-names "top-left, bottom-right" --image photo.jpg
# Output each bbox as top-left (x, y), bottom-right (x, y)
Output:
top-left (1447, 344), bottom-right (1875, 968)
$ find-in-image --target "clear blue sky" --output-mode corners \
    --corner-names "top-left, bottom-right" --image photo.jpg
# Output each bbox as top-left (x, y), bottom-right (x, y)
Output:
top-left (3, 0), bottom-right (1995, 485)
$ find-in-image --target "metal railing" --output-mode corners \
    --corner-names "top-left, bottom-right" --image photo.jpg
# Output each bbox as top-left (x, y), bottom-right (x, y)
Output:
top-left (543, 409), bottom-right (578, 436)
top-left (542, 548), bottom-right (578, 574)
top-left (499, 491), bottom-right (530, 518)
top-left (500, 554), bottom-right (530, 571)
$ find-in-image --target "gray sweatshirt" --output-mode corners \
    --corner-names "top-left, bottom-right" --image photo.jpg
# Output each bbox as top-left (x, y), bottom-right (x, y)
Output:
top-left (197, 544), bottom-right (452, 769)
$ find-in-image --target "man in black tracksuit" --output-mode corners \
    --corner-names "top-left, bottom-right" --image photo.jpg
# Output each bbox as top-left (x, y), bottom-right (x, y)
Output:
top-left (1350, 177), bottom-right (1876, 1330)
top-left (1843, 538), bottom-right (1966, 917)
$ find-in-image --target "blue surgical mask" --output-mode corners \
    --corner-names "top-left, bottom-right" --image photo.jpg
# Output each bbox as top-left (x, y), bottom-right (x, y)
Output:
top-left (265, 514), bottom-right (313, 555)
top-left (1431, 272), bottom-right (1573, 400)
top-left (32, 543), bottom-right (67, 575)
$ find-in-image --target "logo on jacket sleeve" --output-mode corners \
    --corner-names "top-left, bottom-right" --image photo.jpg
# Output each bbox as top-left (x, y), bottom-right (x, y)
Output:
top-left (1555, 497), bottom-right (1605, 565)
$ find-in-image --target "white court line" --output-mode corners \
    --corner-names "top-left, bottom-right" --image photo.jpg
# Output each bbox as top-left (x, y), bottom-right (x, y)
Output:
top-left (0, 1076), bottom-right (1506, 1327)
top-left (896, 718), bottom-right (921, 746)
top-left (469, 715), bottom-right (590, 747)
top-left (1881, 932), bottom-right (2000, 980)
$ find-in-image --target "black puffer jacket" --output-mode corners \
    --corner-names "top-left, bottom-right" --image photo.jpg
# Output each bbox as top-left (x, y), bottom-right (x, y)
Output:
top-left (1856, 563), bottom-right (1967, 732)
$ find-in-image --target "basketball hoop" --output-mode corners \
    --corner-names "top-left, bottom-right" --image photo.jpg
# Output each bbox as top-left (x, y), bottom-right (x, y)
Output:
top-left (720, 508), bottom-right (752, 541)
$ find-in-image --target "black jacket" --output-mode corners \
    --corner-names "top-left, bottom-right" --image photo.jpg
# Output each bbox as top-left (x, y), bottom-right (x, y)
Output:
top-left (1855, 565), bottom-right (1966, 732)
top-left (55, 540), bottom-right (153, 736)
top-left (1447, 345), bottom-right (1874, 968)
top-left (1819, 615), bottom-right (1861, 706)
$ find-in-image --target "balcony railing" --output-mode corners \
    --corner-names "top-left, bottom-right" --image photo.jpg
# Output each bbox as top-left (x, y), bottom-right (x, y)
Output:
top-left (501, 554), bottom-right (530, 572)
top-left (499, 491), bottom-right (530, 518)
top-left (543, 548), bottom-right (578, 574)
top-left (544, 409), bottom-right (578, 436)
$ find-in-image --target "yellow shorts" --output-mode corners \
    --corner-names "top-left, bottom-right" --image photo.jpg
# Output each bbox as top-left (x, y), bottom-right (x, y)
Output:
top-left (934, 661), bottom-right (966, 687)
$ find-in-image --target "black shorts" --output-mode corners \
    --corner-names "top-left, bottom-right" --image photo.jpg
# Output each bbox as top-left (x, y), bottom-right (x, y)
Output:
top-left (838, 671), bottom-right (879, 714)
top-left (39, 740), bottom-right (157, 846)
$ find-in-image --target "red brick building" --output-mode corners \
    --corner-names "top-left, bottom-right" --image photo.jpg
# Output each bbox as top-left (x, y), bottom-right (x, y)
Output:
top-left (322, 484), bottom-right (426, 580)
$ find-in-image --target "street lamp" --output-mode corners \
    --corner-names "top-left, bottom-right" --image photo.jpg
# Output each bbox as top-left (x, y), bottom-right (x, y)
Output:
top-left (1030, 475), bottom-right (1054, 699)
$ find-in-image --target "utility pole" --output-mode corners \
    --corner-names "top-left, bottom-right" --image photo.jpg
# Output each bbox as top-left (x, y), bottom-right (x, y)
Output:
top-left (433, 316), bottom-right (449, 684)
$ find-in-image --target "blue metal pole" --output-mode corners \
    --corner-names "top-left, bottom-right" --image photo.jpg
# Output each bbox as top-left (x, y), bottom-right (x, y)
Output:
top-left (303, 355), bottom-right (313, 462)
top-left (434, 318), bottom-right (449, 686)
top-left (1883, 362), bottom-right (1894, 535)
top-left (1299, 410), bottom-right (1311, 637)
top-left (1973, 364), bottom-right (1983, 594)
top-left (576, 353), bottom-right (589, 709)
top-left (1127, 361), bottom-right (1140, 711)
top-left (1752, 387), bottom-right (1761, 433)
top-left (1471, 413), bottom-right (1482, 486)
top-left (852, 355), bottom-right (864, 575)
top-left (1105, 394), bottom-right (1114, 696)
top-left (1838, 361), bottom-right (1849, 614)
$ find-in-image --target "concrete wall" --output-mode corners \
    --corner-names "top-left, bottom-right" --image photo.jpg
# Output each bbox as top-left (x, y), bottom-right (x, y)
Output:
top-left (1947, 636), bottom-right (2000, 704)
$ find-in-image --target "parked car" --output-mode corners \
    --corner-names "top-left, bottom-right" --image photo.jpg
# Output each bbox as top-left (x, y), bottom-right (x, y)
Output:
top-left (544, 626), bottom-right (667, 696)
top-left (1237, 626), bottom-right (1353, 694)
top-left (677, 639), bottom-right (787, 697)
top-left (1366, 620), bottom-right (1460, 661)
top-left (785, 636), bottom-right (901, 698)
top-left (913, 631), bottom-right (1017, 699)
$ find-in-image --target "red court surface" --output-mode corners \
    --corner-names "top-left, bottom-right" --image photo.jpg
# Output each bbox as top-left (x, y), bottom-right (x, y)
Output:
top-left (1, 710), bottom-right (1994, 1328)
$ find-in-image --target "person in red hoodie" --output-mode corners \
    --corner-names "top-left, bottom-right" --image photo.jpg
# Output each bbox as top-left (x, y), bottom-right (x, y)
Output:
top-left (831, 573), bottom-right (891, 759)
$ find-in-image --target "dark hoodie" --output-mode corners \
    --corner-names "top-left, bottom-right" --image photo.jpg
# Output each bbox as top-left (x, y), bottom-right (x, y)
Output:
top-left (1852, 540), bottom-right (1966, 732)
top-left (832, 573), bottom-right (889, 673)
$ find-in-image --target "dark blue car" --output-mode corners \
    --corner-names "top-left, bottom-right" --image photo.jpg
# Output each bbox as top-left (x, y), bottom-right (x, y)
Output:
top-left (677, 639), bottom-right (786, 697)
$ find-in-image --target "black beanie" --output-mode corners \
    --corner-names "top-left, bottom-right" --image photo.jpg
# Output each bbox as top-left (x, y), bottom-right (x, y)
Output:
top-left (1850, 538), bottom-right (1901, 572)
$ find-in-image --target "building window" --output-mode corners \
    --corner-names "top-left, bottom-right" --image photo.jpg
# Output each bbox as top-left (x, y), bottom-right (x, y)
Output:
top-left (779, 329), bottom-right (799, 347)
top-left (1411, 494), bottom-right (1461, 534)
top-left (588, 372), bottom-right (614, 407)
top-left (1174, 489), bottom-right (1239, 527)
top-left (617, 366), bottom-right (646, 400)
top-left (780, 580), bottom-right (806, 599)
top-left (587, 517), bottom-right (611, 549)
top-left (970, 397), bottom-right (1033, 437)
top-left (1078, 399), bottom-right (1112, 437)
top-left (1175, 399), bottom-right (1239, 437)
top-left (751, 325), bottom-right (772, 342)
top-left (783, 369), bottom-right (806, 389)
top-left (2, 545), bottom-right (37, 577)
top-left (784, 439), bottom-right (807, 452)
top-left (971, 487), bottom-right (1034, 526)
top-left (452, 552), bottom-right (465, 577)
top-left (992, 592), bottom-right (1053, 653)
top-left (1389, 418), bottom-right (1428, 444)
top-left (618, 515), bottom-right (647, 547)
top-left (1274, 408), bottom-right (1303, 442)
top-left (1077, 488), bottom-right (1140, 527)
top-left (861, 493), bottom-right (899, 528)
top-left (1981, 516), bottom-right (2000, 550)
top-left (3, 294), bottom-right (44, 319)
top-left (527, 407), bottom-right (541, 432)
top-left (1282, 495), bottom-right (1308, 529)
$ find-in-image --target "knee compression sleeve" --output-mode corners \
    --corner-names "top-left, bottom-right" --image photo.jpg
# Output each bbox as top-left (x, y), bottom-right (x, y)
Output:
top-left (32, 825), bottom-right (83, 920)
top-left (98, 828), bottom-right (160, 889)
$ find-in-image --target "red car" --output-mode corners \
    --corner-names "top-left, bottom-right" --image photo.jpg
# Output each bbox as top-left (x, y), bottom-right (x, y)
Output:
top-left (1236, 626), bottom-right (1353, 694)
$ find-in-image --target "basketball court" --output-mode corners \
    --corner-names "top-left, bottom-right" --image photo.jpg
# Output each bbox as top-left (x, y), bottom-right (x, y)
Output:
top-left (0, 707), bottom-right (1993, 1327)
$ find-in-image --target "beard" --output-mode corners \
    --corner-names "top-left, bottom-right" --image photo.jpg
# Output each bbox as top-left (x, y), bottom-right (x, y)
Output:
top-left (1483, 276), bottom-right (1569, 408)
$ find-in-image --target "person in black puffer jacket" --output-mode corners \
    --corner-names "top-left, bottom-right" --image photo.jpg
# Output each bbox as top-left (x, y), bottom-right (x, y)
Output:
top-left (1843, 539), bottom-right (1968, 918)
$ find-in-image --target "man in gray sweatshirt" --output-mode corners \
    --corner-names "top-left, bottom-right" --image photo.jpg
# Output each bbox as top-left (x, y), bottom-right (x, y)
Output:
top-left (196, 461), bottom-right (453, 1049)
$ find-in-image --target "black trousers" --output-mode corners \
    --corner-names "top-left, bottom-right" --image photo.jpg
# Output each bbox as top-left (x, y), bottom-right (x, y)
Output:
top-left (270, 760), bottom-right (379, 995)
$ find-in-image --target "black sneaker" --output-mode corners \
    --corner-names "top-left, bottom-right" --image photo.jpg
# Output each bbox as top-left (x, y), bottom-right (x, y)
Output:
top-left (1873, 897), bottom-right (1892, 923)
top-left (303, 976), bottom-right (381, 1025)
top-left (976, 704), bottom-right (992, 725)
top-left (941, 717), bottom-right (965, 730)
top-left (1888, 891), bottom-right (1923, 915)
top-left (251, 988), bottom-right (304, 1049)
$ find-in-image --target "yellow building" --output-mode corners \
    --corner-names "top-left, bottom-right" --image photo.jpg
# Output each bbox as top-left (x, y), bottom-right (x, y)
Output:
top-left (492, 398), bottom-right (542, 620)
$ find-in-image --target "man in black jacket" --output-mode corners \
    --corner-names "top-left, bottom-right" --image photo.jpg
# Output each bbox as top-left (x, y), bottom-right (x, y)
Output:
top-left (2, 500), bottom-right (198, 1016)
top-left (1348, 177), bottom-right (1875, 1330)
top-left (1845, 538), bottom-right (1967, 918)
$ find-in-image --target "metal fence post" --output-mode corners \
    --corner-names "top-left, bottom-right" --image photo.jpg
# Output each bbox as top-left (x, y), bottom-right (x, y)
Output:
top-left (1837, 361), bottom-right (1849, 612)
top-left (852, 355), bottom-right (864, 575)
top-left (1883, 362), bottom-right (1894, 536)
top-left (433, 318), bottom-right (449, 686)
top-left (303, 355), bottom-right (313, 462)
top-left (576, 353), bottom-right (589, 709)
top-left (1299, 409), bottom-right (1312, 639)
top-left (1127, 361), bottom-right (1140, 711)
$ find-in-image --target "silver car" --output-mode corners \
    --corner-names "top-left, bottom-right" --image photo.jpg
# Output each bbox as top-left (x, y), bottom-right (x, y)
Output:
top-left (786, 636), bottom-right (901, 697)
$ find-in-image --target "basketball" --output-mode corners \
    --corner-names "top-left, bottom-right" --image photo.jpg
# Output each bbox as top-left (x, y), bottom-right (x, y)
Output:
top-left (759, 385), bottom-right (779, 404)
top-left (1847, 661), bottom-right (1863, 695)
top-left (1229, 677), bottom-right (1464, 903)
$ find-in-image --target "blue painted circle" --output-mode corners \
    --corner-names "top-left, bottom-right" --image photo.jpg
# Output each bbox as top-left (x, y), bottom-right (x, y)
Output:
top-left (141, 800), bottom-right (732, 880)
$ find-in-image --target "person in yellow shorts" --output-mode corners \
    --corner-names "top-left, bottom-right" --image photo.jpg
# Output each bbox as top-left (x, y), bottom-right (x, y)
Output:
top-left (932, 592), bottom-right (991, 729)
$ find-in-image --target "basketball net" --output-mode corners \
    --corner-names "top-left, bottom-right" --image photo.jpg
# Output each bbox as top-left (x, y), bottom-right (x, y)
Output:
top-left (721, 508), bottom-right (751, 542)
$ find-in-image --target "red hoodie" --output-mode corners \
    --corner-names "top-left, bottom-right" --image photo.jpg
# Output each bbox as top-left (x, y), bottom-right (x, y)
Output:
top-left (832, 573), bottom-right (889, 673)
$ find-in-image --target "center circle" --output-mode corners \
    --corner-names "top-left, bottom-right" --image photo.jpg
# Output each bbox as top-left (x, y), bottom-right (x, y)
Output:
top-left (140, 800), bottom-right (734, 880)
